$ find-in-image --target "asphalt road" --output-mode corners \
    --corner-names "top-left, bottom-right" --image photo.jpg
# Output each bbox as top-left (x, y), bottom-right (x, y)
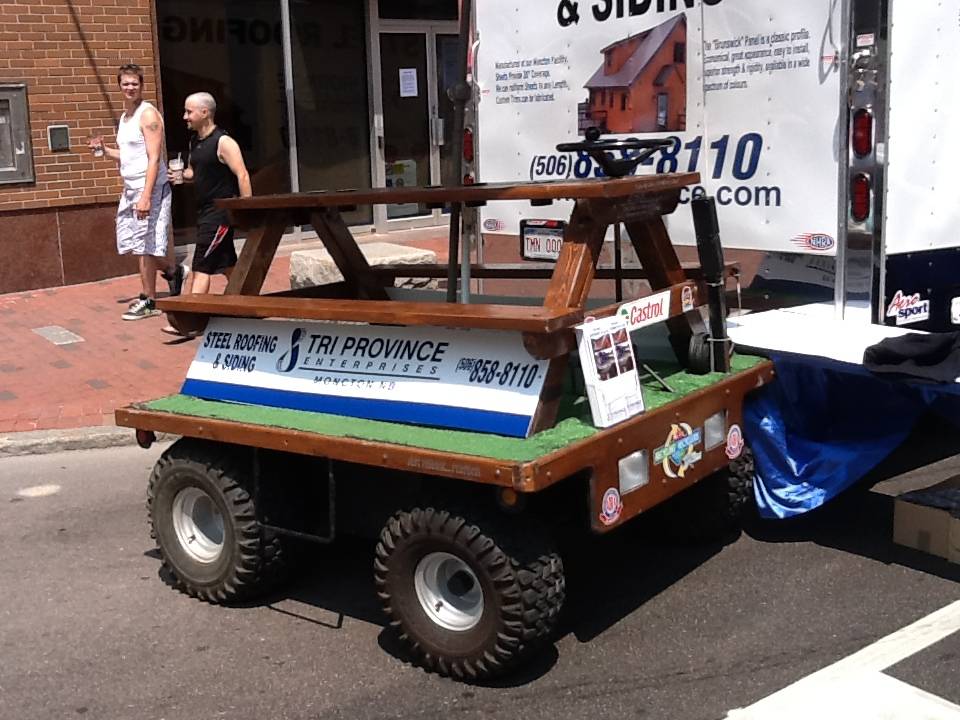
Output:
top-left (1, 425), bottom-right (958, 720)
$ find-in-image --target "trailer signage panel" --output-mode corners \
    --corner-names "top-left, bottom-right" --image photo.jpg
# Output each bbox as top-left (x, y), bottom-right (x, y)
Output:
top-left (182, 318), bottom-right (550, 437)
top-left (477, 0), bottom-right (842, 254)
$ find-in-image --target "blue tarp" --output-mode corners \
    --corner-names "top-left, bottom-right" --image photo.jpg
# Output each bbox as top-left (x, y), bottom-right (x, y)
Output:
top-left (742, 354), bottom-right (960, 519)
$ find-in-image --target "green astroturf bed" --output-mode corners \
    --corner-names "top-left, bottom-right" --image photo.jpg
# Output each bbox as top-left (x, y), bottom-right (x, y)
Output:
top-left (143, 354), bottom-right (764, 463)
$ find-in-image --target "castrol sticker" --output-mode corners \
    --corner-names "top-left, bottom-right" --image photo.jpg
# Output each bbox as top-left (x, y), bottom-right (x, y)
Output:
top-left (617, 290), bottom-right (671, 331)
top-left (886, 290), bottom-right (930, 326)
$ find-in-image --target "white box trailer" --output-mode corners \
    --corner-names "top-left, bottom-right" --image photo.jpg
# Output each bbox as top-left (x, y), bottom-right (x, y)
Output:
top-left (470, 0), bottom-right (960, 334)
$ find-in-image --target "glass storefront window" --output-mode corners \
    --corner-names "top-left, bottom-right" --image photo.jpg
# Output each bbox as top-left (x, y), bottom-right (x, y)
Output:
top-left (291, 0), bottom-right (372, 226)
top-left (157, 0), bottom-right (290, 243)
top-left (156, 0), bottom-right (458, 238)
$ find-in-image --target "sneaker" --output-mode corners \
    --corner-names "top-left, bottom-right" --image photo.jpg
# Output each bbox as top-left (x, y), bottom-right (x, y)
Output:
top-left (164, 263), bottom-right (189, 297)
top-left (128, 293), bottom-right (147, 308)
top-left (122, 296), bottom-right (161, 321)
top-left (161, 325), bottom-right (200, 339)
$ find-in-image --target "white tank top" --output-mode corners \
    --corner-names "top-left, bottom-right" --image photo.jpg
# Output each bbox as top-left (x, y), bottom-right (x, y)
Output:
top-left (117, 101), bottom-right (167, 190)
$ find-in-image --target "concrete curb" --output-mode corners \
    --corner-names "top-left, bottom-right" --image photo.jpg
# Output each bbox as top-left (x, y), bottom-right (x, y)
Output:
top-left (0, 426), bottom-right (178, 458)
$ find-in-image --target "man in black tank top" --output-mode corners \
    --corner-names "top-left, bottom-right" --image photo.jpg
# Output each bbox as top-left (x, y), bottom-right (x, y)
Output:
top-left (171, 91), bottom-right (251, 296)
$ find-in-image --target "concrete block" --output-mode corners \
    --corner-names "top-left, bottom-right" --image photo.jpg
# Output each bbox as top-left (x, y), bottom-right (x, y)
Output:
top-left (289, 242), bottom-right (437, 290)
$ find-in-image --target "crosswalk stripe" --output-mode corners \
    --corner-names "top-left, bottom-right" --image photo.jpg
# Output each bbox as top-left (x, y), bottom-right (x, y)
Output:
top-left (726, 600), bottom-right (960, 719)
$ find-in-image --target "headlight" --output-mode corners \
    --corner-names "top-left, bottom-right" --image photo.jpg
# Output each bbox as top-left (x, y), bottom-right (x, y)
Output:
top-left (618, 450), bottom-right (649, 495)
top-left (704, 411), bottom-right (727, 451)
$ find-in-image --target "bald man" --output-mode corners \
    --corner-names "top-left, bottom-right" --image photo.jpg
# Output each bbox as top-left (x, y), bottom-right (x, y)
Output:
top-left (170, 92), bottom-right (251, 299)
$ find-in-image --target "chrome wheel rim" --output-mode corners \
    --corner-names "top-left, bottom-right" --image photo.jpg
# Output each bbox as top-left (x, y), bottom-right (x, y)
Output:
top-left (171, 487), bottom-right (225, 563)
top-left (413, 552), bottom-right (484, 631)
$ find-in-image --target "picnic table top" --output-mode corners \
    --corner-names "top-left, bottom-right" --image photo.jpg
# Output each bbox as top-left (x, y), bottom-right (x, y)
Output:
top-left (216, 173), bottom-right (700, 211)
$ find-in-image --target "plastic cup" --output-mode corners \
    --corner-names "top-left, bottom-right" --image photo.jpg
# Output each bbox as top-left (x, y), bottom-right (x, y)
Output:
top-left (169, 155), bottom-right (184, 185)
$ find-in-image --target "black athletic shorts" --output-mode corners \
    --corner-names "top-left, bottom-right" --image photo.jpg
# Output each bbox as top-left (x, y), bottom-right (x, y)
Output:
top-left (193, 220), bottom-right (238, 275)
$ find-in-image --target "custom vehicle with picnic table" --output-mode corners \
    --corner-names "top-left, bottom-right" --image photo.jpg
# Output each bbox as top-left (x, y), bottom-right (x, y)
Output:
top-left (116, 145), bottom-right (773, 680)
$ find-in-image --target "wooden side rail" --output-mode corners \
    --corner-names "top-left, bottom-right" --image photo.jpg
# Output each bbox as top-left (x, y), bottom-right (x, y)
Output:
top-left (368, 261), bottom-right (741, 281)
top-left (156, 294), bottom-right (583, 333)
top-left (521, 279), bottom-right (701, 360)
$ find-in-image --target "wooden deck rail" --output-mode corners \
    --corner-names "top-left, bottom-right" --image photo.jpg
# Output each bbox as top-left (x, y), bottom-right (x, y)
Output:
top-left (157, 295), bottom-right (583, 333)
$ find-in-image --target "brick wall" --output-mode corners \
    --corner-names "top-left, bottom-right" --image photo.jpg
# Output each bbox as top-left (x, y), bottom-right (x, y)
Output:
top-left (0, 0), bottom-right (160, 212)
top-left (0, 0), bottom-right (160, 292)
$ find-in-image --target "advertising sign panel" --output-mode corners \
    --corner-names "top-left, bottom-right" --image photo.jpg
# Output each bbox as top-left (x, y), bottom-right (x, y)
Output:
top-left (476, 0), bottom-right (843, 254)
top-left (183, 318), bottom-right (549, 437)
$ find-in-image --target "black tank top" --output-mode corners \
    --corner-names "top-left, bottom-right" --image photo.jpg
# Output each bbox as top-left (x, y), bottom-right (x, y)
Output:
top-left (189, 127), bottom-right (240, 223)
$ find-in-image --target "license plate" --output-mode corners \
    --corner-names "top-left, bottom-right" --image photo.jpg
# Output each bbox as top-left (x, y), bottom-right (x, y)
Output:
top-left (520, 219), bottom-right (565, 261)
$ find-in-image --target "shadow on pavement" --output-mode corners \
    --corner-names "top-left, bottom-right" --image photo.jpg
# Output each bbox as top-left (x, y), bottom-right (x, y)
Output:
top-left (140, 415), bottom-right (959, 686)
top-left (560, 523), bottom-right (729, 643)
top-left (268, 536), bottom-right (385, 628)
top-left (144, 519), bottom-right (736, 685)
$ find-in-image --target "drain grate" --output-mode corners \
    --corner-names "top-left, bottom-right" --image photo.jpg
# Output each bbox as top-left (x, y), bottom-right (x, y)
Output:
top-left (32, 325), bottom-right (85, 345)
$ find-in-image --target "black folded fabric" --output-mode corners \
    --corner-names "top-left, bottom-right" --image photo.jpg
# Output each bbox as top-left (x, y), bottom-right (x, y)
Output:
top-left (862, 331), bottom-right (960, 383)
top-left (899, 485), bottom-right (960, 519)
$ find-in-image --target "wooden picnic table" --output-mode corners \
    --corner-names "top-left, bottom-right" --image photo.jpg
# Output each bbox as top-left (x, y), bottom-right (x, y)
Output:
top-left (157, 172), bottom-right (708, 433)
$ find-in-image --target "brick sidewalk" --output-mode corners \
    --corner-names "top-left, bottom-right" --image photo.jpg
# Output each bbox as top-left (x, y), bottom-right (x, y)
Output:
top-left (0, 259), bottom-right (290, 434)
top-left (0, 228), bottom-right (450, 434)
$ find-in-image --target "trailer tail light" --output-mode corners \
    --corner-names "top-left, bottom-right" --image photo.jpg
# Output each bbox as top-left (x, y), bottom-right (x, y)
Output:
top-left (135, 429), bottom-right (156, 449)
top-left (852, 109), bottom-right (873, 157)
top-left (851, 173), bottom-right (871, 222)
top-left (463, 127), bottom-right (475, 163)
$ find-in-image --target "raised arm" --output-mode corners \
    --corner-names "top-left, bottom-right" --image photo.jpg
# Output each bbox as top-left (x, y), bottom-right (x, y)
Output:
top-left (90, 134), bottom-right (122, 162)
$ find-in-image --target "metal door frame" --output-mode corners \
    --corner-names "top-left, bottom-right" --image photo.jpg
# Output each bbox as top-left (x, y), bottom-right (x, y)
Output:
top-left (367, 1), bottom-right (458, 233)
top-left (835, 0), bottom-right (891, 322)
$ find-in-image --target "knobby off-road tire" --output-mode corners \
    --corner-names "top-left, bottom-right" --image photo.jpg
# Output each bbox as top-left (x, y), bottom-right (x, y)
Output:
top-left (374, 506), bottom-right (565, 681)
top-left (664, 446), bottom-right (756, 543)
top-left (147, 438), bottom-right (290, 604)
top-left (687, 332), bottom-right (713, 375)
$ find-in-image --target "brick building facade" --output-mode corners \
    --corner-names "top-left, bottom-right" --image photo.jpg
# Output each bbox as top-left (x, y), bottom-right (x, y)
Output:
top-left (0, 0), bottom-right (160, 294)
top-left (1, 0), bottom-right (469, 296)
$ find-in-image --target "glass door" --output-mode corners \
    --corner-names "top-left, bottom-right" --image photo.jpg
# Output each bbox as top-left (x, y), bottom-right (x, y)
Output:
top-left (380, 32), bottom-right (432, 219)
top-left (376, 26), bottom-right (460, 227)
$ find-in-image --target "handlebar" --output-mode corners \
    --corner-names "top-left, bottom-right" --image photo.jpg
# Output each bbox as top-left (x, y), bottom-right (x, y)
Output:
top-left (556, 127), bottom-right (673, 178)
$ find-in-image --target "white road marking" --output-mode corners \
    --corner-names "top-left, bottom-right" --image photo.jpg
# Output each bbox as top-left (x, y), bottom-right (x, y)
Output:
top-left (16, 484), bottom-right (62, 498)
top-left (727, 600), bottom-right (960, 719)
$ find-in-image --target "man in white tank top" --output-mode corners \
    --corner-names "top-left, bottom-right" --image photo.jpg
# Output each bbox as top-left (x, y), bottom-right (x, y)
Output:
top-left (89, 64), bottom-right (186, 320)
